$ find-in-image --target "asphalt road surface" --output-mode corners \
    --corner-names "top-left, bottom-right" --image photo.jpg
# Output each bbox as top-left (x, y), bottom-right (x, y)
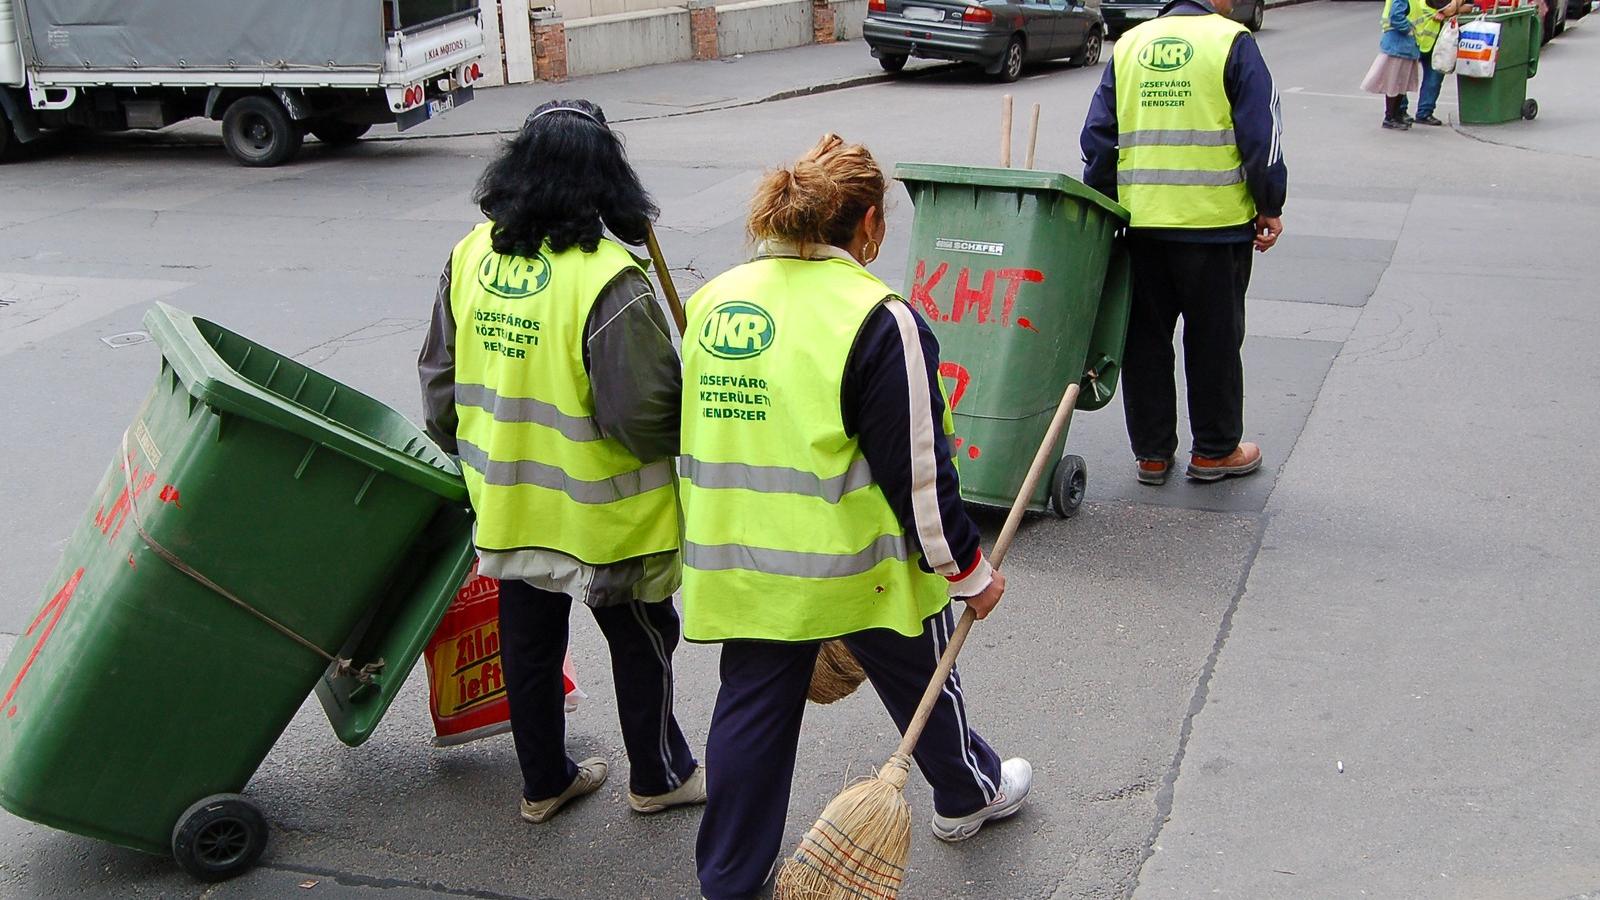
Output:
top-left (1, 3), bottom-right (1597, 897)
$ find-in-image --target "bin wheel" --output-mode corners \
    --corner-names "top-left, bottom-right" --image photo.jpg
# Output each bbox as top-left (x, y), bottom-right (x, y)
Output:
top-left (1050, 454), bottom-right (1088, 519)
top-left (1521, 99), bottom-right (1538, 120)
top-left (171, 794), bottom-right (268, 882)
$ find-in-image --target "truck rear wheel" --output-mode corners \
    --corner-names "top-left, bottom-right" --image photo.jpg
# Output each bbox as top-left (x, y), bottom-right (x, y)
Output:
top-left (309, 120), bottom-right (373, 146)
top-left (222, 96), bottom-right (303, 168)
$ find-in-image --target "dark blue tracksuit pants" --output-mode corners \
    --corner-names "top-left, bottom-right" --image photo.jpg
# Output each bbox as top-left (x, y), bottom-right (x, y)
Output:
top-left (696, 605), bottom-right (1003, 900)
top-left (497, 579), bottom-right (698, 801)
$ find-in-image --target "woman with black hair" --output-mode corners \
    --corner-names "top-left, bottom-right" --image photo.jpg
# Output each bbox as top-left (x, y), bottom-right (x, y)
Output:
top-left (419, 99), bottom-right (703, 825)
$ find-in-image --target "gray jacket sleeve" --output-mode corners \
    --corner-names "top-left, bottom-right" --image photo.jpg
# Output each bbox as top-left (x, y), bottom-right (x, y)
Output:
top-left (418, 258), bottom-right (459, 455)
top-left (584, 268), bottom-right (682, 462)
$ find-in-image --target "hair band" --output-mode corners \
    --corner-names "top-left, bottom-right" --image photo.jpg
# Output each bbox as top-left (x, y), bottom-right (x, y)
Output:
top-left (528, 106), bottom-right (606, 127)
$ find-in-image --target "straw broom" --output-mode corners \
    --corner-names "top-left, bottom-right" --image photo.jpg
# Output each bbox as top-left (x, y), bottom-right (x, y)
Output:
top-left (775, 380), bottom-right (1084, 900)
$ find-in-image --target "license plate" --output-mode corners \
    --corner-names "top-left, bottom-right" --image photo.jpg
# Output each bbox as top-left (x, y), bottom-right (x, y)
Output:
top-left (904, 6), bottom-right (946, 21)
top-left (427, 95), bottom-right (456, 117)
top-left (1126, 7), bottom-right (1158, 18)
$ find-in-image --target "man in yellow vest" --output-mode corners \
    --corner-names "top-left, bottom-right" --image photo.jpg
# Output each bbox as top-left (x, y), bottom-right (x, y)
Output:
top-left (1406, 0), bottom-right (1469, 125)
top-left (419, 100), bottom-right (702, 826)
top-left (1080, 0), bottom-right (1288, 485)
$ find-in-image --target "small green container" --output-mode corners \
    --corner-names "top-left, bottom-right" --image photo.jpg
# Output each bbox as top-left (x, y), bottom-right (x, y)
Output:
top-left (0, 304), bottom-right (473, 880)
top-left (1457, 6), bottom-right (1541, 125)
top-left (894, 164), bottom-right (1131, 516)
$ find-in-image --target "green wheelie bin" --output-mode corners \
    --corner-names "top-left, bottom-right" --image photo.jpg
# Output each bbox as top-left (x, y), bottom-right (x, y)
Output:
top-left (1457, 6), bottom-right (1541, 124)
top-left (894, 164), bottom-right (1131, 518)
top-left (0, 304), bottom-right (475, 881)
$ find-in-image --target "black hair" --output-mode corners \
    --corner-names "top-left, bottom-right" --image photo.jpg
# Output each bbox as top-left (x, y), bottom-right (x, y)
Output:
top-left (472, 99), bottom-right (658, 255)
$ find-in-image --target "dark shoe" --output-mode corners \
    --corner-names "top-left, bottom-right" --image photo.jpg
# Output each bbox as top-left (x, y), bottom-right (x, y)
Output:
top-left (1136, 457), bottom-right (1175, 486)
top-left (1382, 118), bottom-right (1412, 130)
top-left (1187, 443), bottom-right (1262, 482)
top-left (1415, 114), bottom-right (1444, 126)
top-left (1401, 114), bottom-right (1416, 124)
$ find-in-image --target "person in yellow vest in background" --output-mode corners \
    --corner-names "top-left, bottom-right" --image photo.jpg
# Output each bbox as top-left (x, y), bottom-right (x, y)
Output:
top-left (1080, 0), bottom-right (1287, 486)
top-left (418, 99), bottom-right (703, 826)
top-left (1409, 0), bottom-right (1471, 126)
top-left (682, 135), bottom-right (1025, 900)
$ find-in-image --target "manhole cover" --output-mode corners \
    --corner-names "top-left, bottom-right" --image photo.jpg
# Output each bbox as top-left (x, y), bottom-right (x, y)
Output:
top-left (101, 331), bottom-right (151, 348)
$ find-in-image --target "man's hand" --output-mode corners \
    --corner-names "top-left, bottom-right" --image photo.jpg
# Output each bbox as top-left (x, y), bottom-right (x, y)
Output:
top-left (963, 569), bottom-right (1006, 620)
top-left (1254, 215), bottom-right (1283, 253)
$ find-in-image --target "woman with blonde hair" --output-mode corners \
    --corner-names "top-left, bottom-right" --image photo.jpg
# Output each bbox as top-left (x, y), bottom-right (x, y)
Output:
top-left (678, 134), bottom-right (1030, 899)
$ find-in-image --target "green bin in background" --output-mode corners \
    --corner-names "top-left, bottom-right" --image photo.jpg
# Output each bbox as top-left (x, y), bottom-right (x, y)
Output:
top-left (0, 304), bottom-right (474, 881)
top-left (894, 164), bottom-right (1131, 517)
top-left (1457, 6), bottom-right (1541, 124)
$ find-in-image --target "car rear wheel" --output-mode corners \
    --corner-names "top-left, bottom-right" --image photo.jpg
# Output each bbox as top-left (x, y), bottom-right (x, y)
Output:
top-left (879, 53), bottom-right (909, 73)
top-left (1075, 27), bottom-right (1104, 66)
top-left (996, 35), bottom-right (1025, 82)
top-left (1249, 0), bottom-right (1264, 30)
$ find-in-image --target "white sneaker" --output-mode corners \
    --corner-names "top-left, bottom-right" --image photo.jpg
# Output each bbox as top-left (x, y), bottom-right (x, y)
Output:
top-left (929, 757), bottom-right (1032, 842)
top-left (520, 757), bottom-right (608, 824)
top-left (628, 764), bottom-right (707, 814)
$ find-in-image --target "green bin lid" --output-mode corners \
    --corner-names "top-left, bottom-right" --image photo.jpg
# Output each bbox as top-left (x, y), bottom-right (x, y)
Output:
top-left (893, 163), bottom-right (1130, 224)
top-left (144, 303), bottom-right (466, 502)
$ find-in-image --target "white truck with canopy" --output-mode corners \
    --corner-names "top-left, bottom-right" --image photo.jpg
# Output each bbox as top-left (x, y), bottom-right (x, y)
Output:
top-left (0, 0), bottom-right (486, 166)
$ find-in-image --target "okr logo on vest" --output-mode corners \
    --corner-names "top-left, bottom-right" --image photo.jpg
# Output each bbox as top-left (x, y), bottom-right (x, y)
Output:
top-left (699, 301), bottom-right (776, 360)
top-left (1137, 37), bottom-right (1194, 71)
top-left (477, 251), bottom-right (552, 299)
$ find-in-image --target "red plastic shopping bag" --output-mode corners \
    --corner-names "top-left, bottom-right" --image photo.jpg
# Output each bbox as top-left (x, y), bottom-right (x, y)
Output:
top-left (424, 566), bottom-right (582, 746)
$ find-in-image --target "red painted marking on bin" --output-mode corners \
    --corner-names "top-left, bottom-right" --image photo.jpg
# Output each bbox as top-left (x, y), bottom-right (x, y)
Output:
top-left (913, 261), bottom-right (1045, 328)
top-left (127, 554), bottom-right (137, 569)
top-left (911, 260), bottom-right (950, 321)
top-left (1016, 317), bottom-right (1037, 332)
top-left (939, 361), bottom-right (982, 461)
top-left (2, 567), bottom-right (85, 714)
top-left (5, 707), bottom-right (14, 719)
top-left (159, 484), bottom-right (182, 508)
top-left (94, 453), bottom-right (157, 543)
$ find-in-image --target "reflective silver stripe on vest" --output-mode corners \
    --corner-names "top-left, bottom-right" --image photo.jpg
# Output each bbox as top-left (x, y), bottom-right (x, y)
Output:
top-left (679, 456), bottom-right (875, 504)
top-left (684, 533), bottom-right (912, 579)
top-left (457, 440), bottom-right (672, 504)
top-left (1117, 167), bottom-right (1246, 187)
top-left (456, 383), bottom-right (604, 443)
top-left (1118, 128), bottom-right (1237, 148)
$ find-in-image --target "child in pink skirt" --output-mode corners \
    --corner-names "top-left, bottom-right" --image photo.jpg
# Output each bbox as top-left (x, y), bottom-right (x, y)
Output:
top-left (1363, 0), bottom-right (1423, 129)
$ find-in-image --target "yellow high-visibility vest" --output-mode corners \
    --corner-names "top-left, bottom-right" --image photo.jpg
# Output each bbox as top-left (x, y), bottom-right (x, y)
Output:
top-left (449, 222), bottom-right (679, 563)
top-left (1113, 13), bottom-right (1257, 230)
top-left (679, 256), bottom-right (951, 643)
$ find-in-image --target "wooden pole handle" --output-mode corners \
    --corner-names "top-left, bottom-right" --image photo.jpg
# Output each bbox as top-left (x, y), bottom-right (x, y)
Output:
top-left (892, 382), bottom-right (1082, 759)
top-left (645, 224), bottom-right (688, 338)
top-left (1000, 94), bottom-right (1014, 168)
top-left (1025, 103), bottom-right (1041, 170)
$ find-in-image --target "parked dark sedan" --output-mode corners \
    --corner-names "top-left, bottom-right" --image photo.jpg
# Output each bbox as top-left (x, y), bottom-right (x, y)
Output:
top-left (864, 0), bottom-right (1107, 81)
top-left (1101, 0), bottom-right (1264, 37)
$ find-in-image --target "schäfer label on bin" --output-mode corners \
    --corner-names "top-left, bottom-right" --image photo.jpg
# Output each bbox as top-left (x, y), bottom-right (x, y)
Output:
top-left (934, 238), bottom-right (1005, 256)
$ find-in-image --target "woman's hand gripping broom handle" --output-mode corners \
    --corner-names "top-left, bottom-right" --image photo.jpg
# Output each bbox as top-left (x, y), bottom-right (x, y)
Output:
top-left (645, 224), bottom-right (689, 337)
top-left (890, 380), bottom-right (1082, 761)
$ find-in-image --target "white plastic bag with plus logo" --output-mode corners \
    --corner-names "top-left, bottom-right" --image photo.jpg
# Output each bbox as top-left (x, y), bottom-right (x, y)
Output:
top-left (1456, 19), bottom-right (1501, 78)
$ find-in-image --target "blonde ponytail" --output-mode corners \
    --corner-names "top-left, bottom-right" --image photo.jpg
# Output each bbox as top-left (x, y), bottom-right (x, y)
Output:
top-left (748, 134), bottom-right (886, 252)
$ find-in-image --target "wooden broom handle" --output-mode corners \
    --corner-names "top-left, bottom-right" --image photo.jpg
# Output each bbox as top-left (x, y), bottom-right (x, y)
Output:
top-left (645, 223), bottom-right (688, 337)
top-left (893, 382), bottom-right (1082, 760)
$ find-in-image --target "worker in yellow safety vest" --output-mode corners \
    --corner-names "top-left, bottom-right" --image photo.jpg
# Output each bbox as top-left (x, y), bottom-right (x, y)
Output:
top-left (418, 99), bottom-right (703, 827)
top-left (1080, 0), bottom-right (1287, 486)
top-left (683, 134), bottom-right (1024, 900)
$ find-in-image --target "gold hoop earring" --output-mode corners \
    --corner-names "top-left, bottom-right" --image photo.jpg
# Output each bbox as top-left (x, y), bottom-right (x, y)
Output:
top-left (862, 240), bottom-right (880, 264)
